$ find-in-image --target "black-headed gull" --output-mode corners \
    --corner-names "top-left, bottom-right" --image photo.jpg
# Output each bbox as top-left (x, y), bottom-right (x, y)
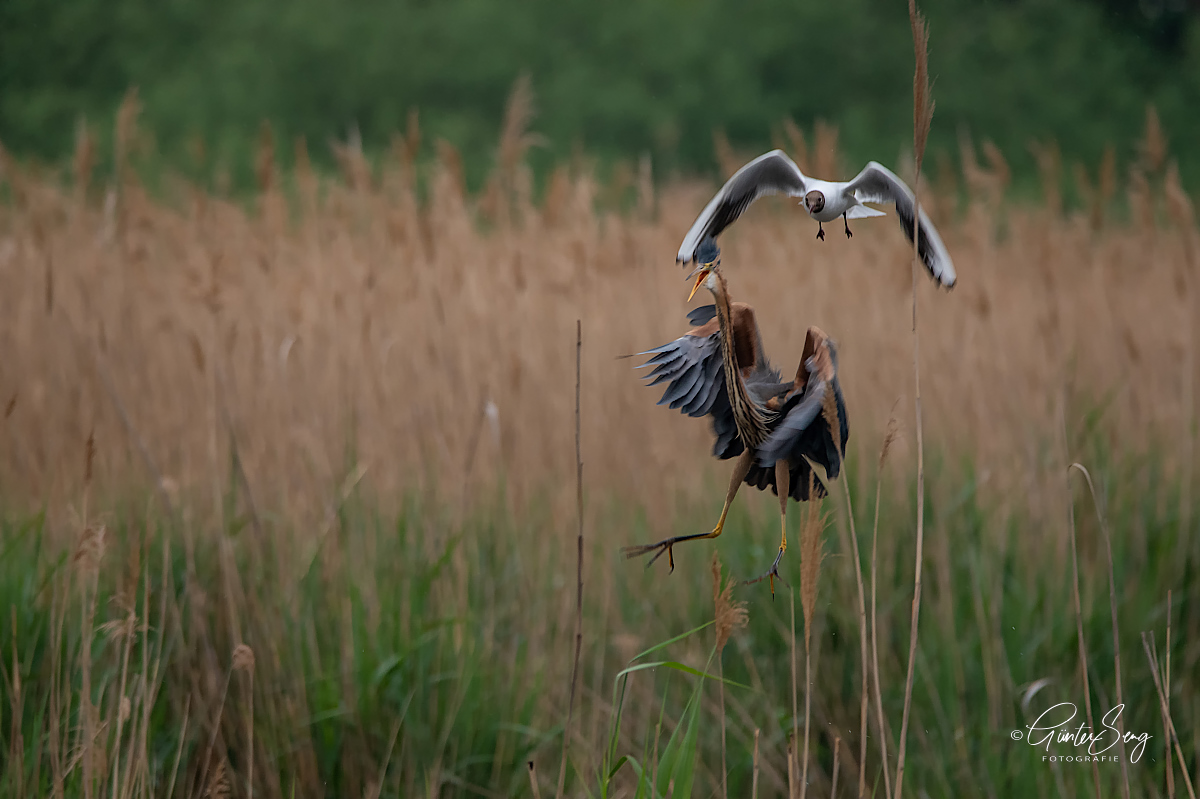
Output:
top-left (677, 149), bottom-right (956, 288)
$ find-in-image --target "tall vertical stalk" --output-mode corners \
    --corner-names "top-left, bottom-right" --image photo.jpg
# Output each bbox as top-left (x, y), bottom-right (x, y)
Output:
top-left (894, 3), bottom-right (934, 796)
top-left (556, 319), bottom-right (585, 799)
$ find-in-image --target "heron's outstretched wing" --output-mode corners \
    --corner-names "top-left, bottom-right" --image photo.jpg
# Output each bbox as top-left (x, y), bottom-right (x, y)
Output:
top-left (637, 302), bottom-right (774, 460)
top-left (750, 328), bottom-right (849, 499)
top-left (677, 150), bottom-right (808, 264)
top-left (845, 162), bottom-right (957, 288)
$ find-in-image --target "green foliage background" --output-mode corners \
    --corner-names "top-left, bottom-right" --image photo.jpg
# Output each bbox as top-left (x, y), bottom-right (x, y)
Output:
top-left (2, 0), bottom-right (1199, 185)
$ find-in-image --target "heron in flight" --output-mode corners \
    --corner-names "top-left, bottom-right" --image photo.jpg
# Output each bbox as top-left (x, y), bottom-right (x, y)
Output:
top-left (677, 149), bottom-right (957, 288)
top-left (624, 239), bottom-right (848, 592)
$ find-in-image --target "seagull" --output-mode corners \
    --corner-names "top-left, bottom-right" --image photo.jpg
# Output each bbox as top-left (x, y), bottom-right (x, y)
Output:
top-left (677, 149), bottom-right (956, 288)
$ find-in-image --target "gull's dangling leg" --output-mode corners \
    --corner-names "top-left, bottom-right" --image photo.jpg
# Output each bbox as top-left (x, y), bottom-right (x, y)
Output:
top-left (623, 450), bottom-right (754, 572)
top-left (843, 212), bottom-right (853, 239)
top-left (746, 459), bottom-right (792, 597)
top-left (816, 222), bottom-right (826, 242)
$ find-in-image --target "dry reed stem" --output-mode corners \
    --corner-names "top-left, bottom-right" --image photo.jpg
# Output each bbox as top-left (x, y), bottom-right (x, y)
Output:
top-left (790, 593), bottom-right (799, 799)
top-left (752, 729), bottom-right (760, 799)
top-left (787, 732), bottom-right (796, 799)
top-left (1063, 410), bottom-right (1103, 799)
top-left (894, 3), bottom-right (933, 796)
top-left (527, 761), bottom-right (542, 799)
top-left (1142, 633), bottom-right (1198, 799)
top-left (555, 320), bottom-right (584, 799)
top-left (837, 466), bottom-right (870, 798)
top-left (870, 411), bottom-right (899, 799)
top-left (799, 484), bottom-right (825, 799)
top-left (1069, 463), bottom-right (1130, 797)
top-left (1165, 590), bottom-right (1175, 799)
top-left (712, 552), bottom-right (747, 799)
top-left (830, 736), bottom-right (841, 799)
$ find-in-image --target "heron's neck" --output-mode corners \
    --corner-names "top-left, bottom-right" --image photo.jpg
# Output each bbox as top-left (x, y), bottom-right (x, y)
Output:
top-left (708, 272), bottom-right (772, 447)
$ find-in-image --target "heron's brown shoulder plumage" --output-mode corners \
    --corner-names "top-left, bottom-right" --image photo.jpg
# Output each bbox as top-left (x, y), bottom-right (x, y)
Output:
top-left (791, 326), bottom-right (834, 392)
top-left (685, 318), bottom-right (720, 338)
top-left (729, 302), bottom-right (761, 371)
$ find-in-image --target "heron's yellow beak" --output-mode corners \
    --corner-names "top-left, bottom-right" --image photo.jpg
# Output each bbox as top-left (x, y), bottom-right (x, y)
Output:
top-left (687, 264), bottom-right (713, 302)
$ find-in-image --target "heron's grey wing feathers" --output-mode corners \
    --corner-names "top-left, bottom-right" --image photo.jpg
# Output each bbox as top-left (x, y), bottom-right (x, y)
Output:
top-left (677, 150), bottom-right (808, 263)
top-left (755, 378), bottom-right (827, 466)
top-left (846, 162), bottom-right (957, 287)
top-left (687, 305), bottom-right (718, 326)
top-left (752, 335), bottom-right (850, 500)
top-left (636, 326), bottom-right (743, 459)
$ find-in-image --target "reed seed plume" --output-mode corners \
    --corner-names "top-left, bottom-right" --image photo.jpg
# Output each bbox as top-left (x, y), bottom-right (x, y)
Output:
top-left (907, 0), bottom-right (934, 168)
top-left (73, 118), bottom-right (95, 197)
top-left (498, 72), bottom-right (543, 176)
top-left (114, 88), bottom-right (141, 184)
top-left (711, 553), bottom-right (748, 656)
top-left (782, 118), bottom-right (810, 174)
top-left (1029, 139), bottom-right (1062, 218)
top-left (255, 121), bottom-right (276, 194)
top-left (711, 551), bottom-right (745, 799)
top-left (1140, 104), bottom-right (1167, 176)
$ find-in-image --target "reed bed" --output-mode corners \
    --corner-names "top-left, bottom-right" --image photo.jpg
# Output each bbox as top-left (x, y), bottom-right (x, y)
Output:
top-left (0, 103), bottom-right (1198, 796)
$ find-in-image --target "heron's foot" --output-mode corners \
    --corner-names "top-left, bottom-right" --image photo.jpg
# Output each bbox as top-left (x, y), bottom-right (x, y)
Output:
top-left (623, 525), bottom-right (723, 573)
top-left (816, 224), bottom-right (826, 242)
top-left (743, 545), bottom-right (789, 598)
top-left (622, 539), bottom-right (679, 572)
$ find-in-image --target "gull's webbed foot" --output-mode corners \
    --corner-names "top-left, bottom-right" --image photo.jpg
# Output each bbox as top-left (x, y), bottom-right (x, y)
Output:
top-left (816, 223), bottom-right (826, 242)
top-left (844, 213), bottom-right (853, 238)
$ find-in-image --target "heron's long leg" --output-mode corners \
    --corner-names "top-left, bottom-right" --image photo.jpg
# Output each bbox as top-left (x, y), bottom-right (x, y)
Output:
top-left (745, 459), bottom-right (791, 596)
top-left (623, 450), bottom-right (754, 572)
top-left (843, 212), bottom-right (853, 238)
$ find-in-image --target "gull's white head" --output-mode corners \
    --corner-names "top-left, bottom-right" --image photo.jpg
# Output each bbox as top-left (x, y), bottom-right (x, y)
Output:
top-left (804, 190), bottom-right (825, 215)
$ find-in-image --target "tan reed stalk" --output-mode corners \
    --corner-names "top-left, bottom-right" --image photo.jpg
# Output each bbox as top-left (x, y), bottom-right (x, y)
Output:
top-left (108, 610), bottom-right (136, 799)
top-left (1164, 163), bottom-right (1196, 559)
top-left (556, 320), bottom-right (585, 799)
top-left (752, 729), bottom-right (760, 799)
top-left (527, 761), bottom-right (542, 799)
top-left (871, 413), bottom-right (899, 799)
top-left (1063, 413), bottom-right (1103, 799)
top-left (894, 3), bottom-right (934, 795)
top-left (1165, 590), bottom-right (1175, 799)
top-left (830, 737), bottom-right (842, 798)
top-left (799, 486), bottom-right (826, 799)
top-left (787, 732), bottom-right (796, 799)
top-left (837, 469), bottom-right (870, 797)
top-left (5, 609), bottom-right (25, 798)
top-left (77, 432), bottom-right (100, 799)
top-left (790, 593), bottom-right (799, 799)
top-left (163, 696), bottom-right (189, 799)
top-left (199, 657), bottom-right (236, 796)
top-left (233, 644), bottom-right (256, 796)
top-left (712, 553), bottom-right (748, 799)
top-left (1069, 463), bottom-right (1130, 797)
top-left (1142, 633), bottom-right (1198, 799)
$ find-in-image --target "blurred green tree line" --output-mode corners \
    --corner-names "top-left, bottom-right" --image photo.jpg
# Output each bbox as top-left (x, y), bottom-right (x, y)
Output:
top-left (2, 0), bottom-right (1198, 189)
